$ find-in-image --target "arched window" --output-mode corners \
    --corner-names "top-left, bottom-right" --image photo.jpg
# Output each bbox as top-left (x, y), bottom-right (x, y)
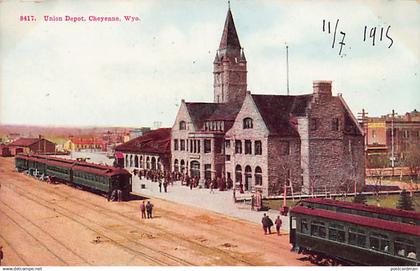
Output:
top-left (190, 160), bottom-right (200, 178)
top-left (179, 121), bottom-right (186, 130)
top-left (140, 156), bottom-right (144, 168)
top-left (245, 165), bottom-right (252, 191)
top-left (180, 159), bottom-right (185, 173)
top-left (151, 157), bottom-right (157, 170)
top-left (235, 165), bottom-right (242, 184)
top-left (174, 159), bottom-right (179, 172)
top-left (129, 155), bottom-right (133, 167)
top-left (125, 155), bottom-right (129, 167)
top-left (146, 157), bottom-right (150, 169)
top-left (157, 158), bottom-right (161, 171)
top-left (255, 166), bottom-right (262, 186)
top-left (243, 118), bottom-right (253, 129)
top-left (134, 155), bottom-right (139, 168)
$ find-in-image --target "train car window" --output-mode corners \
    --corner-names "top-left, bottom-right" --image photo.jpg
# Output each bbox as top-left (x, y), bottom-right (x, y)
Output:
top-left (301, 219), bottom-right (310, 234)
top-left (328, 223), bottom-right (345, 242)
top-left (311, 221), bottom-right (326, 238)
top-left (349, 227), bottom-right (366, 247)
top-left (370, 233), bottom-right (390, 253)
top-left (395, 238), bottom-right (416, 259)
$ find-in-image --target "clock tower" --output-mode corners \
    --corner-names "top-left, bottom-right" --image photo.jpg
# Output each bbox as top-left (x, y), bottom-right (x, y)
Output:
top-left (213, 7), bottom-right (247, 104)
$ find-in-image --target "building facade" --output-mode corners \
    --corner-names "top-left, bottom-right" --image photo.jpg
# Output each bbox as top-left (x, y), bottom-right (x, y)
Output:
top-left (7, 137), bottom-right (56, 155)
top-left (171, 7), bottom-right (364, 196)
top-left (366, 110), bottom-right (420, 167)
top-left (115, 128), bottom-right (171, 173)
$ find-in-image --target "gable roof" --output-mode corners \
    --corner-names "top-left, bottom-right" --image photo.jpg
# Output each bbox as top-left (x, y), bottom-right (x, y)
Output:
top-left (115, 128), bottom-right (171, 155)
top-left (9, 138), bottom-right (54, 147)
top-left (185, 102), bottom-right (241, 130)
top-left (251, 94), bottom-right (312, 136)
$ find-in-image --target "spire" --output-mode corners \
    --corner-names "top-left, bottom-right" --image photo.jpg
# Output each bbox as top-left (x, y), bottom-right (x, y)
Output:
top-left (219, 7), bottom-right (241, 50)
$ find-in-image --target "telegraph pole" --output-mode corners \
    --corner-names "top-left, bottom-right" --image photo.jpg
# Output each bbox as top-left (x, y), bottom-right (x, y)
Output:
top-left (391, 109), bottom-right (395, 176)
top-left (286, 44), bottom-right (290, 96)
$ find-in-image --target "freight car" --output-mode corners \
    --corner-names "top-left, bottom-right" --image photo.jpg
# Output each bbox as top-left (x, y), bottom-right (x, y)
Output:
top-left (290, 201), bottom-right (420, 266)
top-left (15, 153), bottom-right (132, 201)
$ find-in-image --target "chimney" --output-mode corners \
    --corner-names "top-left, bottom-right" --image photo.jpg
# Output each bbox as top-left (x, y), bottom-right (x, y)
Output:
top-left (313, 80), bottom-right (332, 101)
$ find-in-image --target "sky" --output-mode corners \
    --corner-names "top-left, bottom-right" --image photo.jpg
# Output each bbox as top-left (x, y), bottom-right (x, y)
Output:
top-left (0, 0), bottom-right (419, 127)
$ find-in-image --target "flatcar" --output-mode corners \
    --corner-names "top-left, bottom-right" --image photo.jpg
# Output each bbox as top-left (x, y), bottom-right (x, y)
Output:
top-left (290, 203), bottom-right (420, 266)
top-left (299, 198), bottom-right (420, 226)
top-left (15, 153), bottom-right (132, 201)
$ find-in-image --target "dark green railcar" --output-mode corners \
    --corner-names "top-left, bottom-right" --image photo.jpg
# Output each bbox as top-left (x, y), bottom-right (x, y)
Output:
top-left (300, 198), bottom-right (420, 226)
top-left (290, 205), bottom-right (420, 266)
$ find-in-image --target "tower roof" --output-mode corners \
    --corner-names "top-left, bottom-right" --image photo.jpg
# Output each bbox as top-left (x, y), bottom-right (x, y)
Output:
top-left (219, 8), bottom-right (241, 50)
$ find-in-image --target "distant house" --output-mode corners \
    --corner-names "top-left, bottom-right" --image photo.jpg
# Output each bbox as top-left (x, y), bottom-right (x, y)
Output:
top-left (0, 144), bottom-right (12, 157)
top-left (7, 137), bottom-right (56, 155)
top-left (65, 137), bottom-right (107, 152)
top-left (115, 128), bottom-right (171, 172)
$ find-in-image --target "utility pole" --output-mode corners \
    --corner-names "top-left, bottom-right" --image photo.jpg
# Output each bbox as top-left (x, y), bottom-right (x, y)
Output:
top-left (286, 44), bottom-right (290, 96)
top-left (391, 109), bottom-right (395, 176)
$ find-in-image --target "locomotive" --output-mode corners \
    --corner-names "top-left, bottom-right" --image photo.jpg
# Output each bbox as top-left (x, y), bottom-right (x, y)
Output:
top-left (15, 153), bottom-right (132, 201)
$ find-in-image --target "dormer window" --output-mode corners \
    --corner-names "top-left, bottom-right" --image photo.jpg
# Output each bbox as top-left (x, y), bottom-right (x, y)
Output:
top-left (243, 118), bottom-right (253, 129)
top-left (179, 121), bottom-right (186, 130)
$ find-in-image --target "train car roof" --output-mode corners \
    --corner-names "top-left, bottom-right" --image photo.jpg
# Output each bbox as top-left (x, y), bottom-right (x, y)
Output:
top-left (73, 161), bottom-right (131, 177)
top-left (291, 206), bottom-right (420, 237)
top-left (302, 198), bottom-right (420, 221)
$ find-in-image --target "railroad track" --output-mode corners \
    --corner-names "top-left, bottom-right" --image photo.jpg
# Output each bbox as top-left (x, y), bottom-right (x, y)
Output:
top-left (0, 232), bottom-right (29, 265)
top-left (4, 176), bottom-right (259, 265)
top-left (2, 183), bottom-right (195, 266)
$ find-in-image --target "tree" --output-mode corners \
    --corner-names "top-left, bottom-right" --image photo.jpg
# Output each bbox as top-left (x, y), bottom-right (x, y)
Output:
top-left (353, 193), bottom-right (367, 204)
top-left (403, 145), bottom-right (420, 181)
top-left (396, 189), bottom-right (414, 211)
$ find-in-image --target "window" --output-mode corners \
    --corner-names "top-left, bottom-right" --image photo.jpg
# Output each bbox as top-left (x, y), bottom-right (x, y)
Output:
top-left (204, 139), bottom-right (211, 153)
top-left (235, 165), bottom-right (242, 183)
top-left (281, 141), bottom-right (290, 155)
top-left (255, 166), bottom-right (262, 186)
top-left (403, 130), bottom-right (410, 138)
top-left (179, 121), bottom-right (186, 130)
top-left (197, 140), bottom-right (201, 153)
top-left (301, 219), bottom-right (310, 234)
top-left (226, 155), bottom-right (231, 161)
top-left (235, 140), bottom-right (242, 154)
top-left (204, 164), bottom-right (211, 181)
top-left (349, 227), bottom-right (366, 247)
top-left (311, 221), bottom-right (326, 238)
top-left (243, 118), bottom-right (253, 129)
top-left (214, 139), bottom-right (222, 154)
top-left (369, 233), bottom-right (390, 253)
top-left (180, 139), bottom-right (185, 151)
top-left (310, 118), bottom-right (318, 131)
top-left (395, 238), bottom-right (417, 259)
top-left (245, 140), bottom-right (252, 154)
top-left (254, 141), bottom-right (262, 155)
top-left (328, 223), bottom-right (345, 242)
top-left (332, 118), bottom-right (339, 131)
top-left (225, 140), bottom-right (231, 148)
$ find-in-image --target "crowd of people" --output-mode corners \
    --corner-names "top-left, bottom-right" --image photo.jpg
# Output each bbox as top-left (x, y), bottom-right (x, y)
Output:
top-left (133, 169), bottom-right (237, 193)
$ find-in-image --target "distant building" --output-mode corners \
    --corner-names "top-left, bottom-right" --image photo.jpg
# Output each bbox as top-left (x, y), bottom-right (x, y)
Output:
top-left (65, 137), bottom-right (107, 152)
top-left (115, 128), bottom-right (171, 172)
top-left (171, 7), bottom-right (365, 197)
top-left (366, 109), bottom-right (420, 166)
top-left (7, 137), bottom-right (56, 155)
top-left (129, 127), bottom-right (151, 140)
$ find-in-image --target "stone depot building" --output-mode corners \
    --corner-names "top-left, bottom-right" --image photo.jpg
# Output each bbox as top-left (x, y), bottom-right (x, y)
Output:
top-left (171, 8), bottom-right (365, 197)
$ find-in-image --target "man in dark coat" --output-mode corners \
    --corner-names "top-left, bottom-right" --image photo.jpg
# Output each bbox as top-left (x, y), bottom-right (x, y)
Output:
top-left (261, 213), bottom-right (269, 234)
top-left (267, 215), bottom-right (274, 234)
top-left (158, 180), bottom-right (162, 193)
top-left (146, 201), bottom-right (154, 219)
top-left (163, 181), bottom-right (168, 193)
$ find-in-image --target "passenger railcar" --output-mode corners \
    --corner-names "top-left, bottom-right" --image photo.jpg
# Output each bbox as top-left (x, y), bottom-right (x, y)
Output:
top-left (290, 204), bottom-right (420, 266)
top-left (15, 154), bottom-right (132, 201)
top-left (300, 198), bottom-right (420, 226)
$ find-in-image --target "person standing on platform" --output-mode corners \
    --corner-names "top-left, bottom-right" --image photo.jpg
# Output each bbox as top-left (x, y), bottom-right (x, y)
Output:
top-left (261, 213), bottom-right (269, 235)
top-left (275, 216), bottom-right (282, 235)
top-left (158, 180), bottom-right (162, 193)
top-left (140, 201), bottom-right (146, 219)
top-left (146, 201), bottom-right (154, 219)
top-left (163, 181), bottom-right (168, 193)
